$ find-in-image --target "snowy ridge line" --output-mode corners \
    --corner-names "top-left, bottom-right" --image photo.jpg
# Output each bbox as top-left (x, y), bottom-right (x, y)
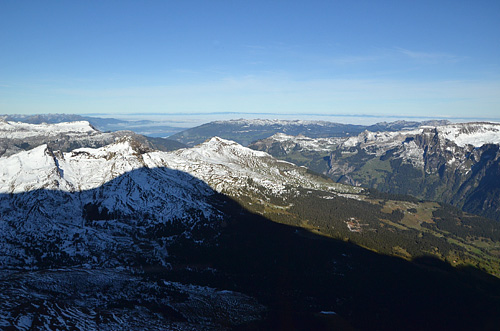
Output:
top-left (434, 122), bottom-right (500, 147)
top-left (341, 129), bottom-right (421, 148)
top-left (257, 122), bottom-right (500, 157)
top-left (340, 122), bottom-right (500, 148)
top-left (0, 120), bottom-right (97, 139)
top-left (260, 133), bottom-right (343, 152)
top-left (0, 136), bottom-right (353, 197)
top-left (211, 118), bottom-right (344, 126)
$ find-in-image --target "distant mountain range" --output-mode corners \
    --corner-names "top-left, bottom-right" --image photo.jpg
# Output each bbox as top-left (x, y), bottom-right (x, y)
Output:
top-left (0, 113), bottom-right (451, 143)
top-left (250, 122), bottom-right (500, 221)
top-left (0, 113), bottom-right (184, 137)
top-left (1, 119), bottom-right (500, 329)
top-left (167, 118), bottom-right (451, 146)
top-left (0, 118), bottom-right (186, 157)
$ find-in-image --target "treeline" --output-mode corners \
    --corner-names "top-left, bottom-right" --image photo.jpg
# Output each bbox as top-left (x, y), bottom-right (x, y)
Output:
top-left (366, 188), bottom-right (421, 203)
top-left (260, 189), bottom-right (457, 260)
top-left (427, 203), bottom-right (500, 242)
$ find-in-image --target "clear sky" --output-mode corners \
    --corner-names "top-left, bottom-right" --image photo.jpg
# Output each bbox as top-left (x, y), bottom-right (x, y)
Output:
top-left (1, 0), bottom-right (499, 122)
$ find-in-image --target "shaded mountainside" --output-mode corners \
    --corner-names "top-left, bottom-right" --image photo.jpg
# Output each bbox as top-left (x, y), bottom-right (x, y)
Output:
top-left (2, 171), bottom-right (500, 330)
top-left (0, 168), bottom-right (262, 330)
top-left (250, 122), bottom-right (500, 221)
top-left (0, 166), bottom-right (224, 270)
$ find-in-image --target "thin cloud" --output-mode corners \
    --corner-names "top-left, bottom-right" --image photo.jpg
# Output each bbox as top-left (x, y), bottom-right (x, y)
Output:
top-left (328, 54), bottom-right (386, 65)
top-left (243, 44), bottom-right (267, 50)
top-left (394, 47), bottom-right (462, 63)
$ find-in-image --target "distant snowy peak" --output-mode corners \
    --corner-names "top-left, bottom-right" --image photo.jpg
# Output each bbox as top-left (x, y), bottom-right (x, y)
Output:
top-left (0, 119), bottom-right (186, 159)
top-left (269, 133), bottom-right (297, 141)
top-left (0, 120), bottom-right (97, 139)
top-left (191, 136), bottom-right (270, 159)
top-left (432, 122), bottom-right (500, 147)
top-left (342, 129), bottom-right (419, 148)
top-left (341, 122), bottom-right (500, 148)
top-left (367, 119), bottom-right (451, 132)
top-left (269, 133), bottom-right (337, 143)
top-left (260, 133), bottom-right (343, 152)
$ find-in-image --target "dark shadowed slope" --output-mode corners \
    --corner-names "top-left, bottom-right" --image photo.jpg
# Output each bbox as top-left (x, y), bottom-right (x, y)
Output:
top-left (1, 168), bottom-right (500, 330)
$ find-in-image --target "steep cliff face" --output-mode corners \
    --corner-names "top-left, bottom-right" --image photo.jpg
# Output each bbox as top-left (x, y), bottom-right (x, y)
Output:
top-left (456, 144), bottom-right (500, 220)
top-left (330, 124), bottom-right (500, 220)
top-left (251, 123), bottom-right (500, 220)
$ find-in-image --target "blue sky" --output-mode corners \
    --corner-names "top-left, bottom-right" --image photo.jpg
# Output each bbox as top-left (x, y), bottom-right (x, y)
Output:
top-left (1, 1), bottom-right (499, 122)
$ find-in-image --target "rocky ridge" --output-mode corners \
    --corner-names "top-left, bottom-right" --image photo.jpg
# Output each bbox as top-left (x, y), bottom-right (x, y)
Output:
top-left (250, 122), bottom-right (500, 220)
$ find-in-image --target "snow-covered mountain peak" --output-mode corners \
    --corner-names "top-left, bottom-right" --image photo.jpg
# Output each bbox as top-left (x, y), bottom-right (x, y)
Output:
top-left (185, 136), bottom-right (271, 161)
top-left (435, 122), bottom-right (500, 147)
top-left (341, 129), bottom-right (420, 149)
top-left (0, 144), bottom-right (68, 193)
top-left (254, 133), bottom-right (343, 153)
top-left (204, 136), bottom-right (241, 147)
top-left (269, 133), bottom-right (295, 141)
top-left (69, 140), bottom-right (134, 159)
top-left (0, 134), bottom-right (332, 198)
top-left (339, 122), bottom-right (500, 149)
top-left (0, 138), bottom-right (152, 195)
top-left (0, 120), bottom-right (97, 139)
top-left (69, 136), bottom-right (151, 159)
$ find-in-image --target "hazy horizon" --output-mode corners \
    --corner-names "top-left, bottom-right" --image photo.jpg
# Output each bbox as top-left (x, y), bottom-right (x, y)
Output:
top-left (4, 112), bottom-right (500, 134)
